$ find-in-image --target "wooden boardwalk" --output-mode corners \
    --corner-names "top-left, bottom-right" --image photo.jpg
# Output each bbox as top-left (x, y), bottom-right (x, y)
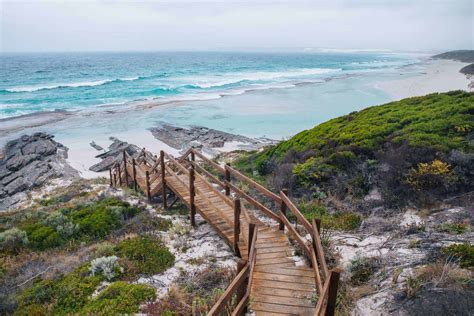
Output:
top-left (110, 148), bottom-right (341, 316)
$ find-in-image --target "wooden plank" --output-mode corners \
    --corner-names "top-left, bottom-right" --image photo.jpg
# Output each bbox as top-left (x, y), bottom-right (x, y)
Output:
top-left (252, 294), bottom-right (313, 308)
top-left (250, 302), bottom-right (314, 315)
top-left (254, 266), bottom-right (315, 278)
top-left (251, 286), bottom-right (314, 299)
top-left (255, 257), bottom-right (294, 265)
top-left (252, 279), bottom-right (315, 292)
top-left (256, 246), bottom-right (290, 254)
top-left (253, 272), bottom-right (315, 285)
top-left (256, 252), bottom-right (291, 259)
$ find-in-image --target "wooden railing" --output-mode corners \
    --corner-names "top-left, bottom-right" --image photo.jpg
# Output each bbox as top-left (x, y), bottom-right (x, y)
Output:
top-left (208, 224), bottom-right (257, 316)
top-left (110, 147), bottom-right (341, 315)
top-left (279, 190), bottom-right (341, 316)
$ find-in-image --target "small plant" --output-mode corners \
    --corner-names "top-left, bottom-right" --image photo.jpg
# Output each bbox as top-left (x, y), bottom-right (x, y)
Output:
top-left (403, 275), bottom-right (425, 298)
top-left (406, 159), bottom-right (454, 190)
top-left (298, 200), bottom-right (361, 231)
top-left (441, 243), bottom-right (474, 268)
top-left (348, 256), bottom-right (378, 285)
top-left (0, 228), bottom-right (29, 253)
top-left (43, 211), bottom-right (78, 237)
top-left (116, 235), bottom-right (175, 275)
top-left (438, 222), bottom-right (469, 234)
top-left (90, 256), bottom-right (124, 281)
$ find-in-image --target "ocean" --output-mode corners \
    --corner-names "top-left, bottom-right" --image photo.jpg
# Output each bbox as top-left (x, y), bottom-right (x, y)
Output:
top-left (0, 51), bottom-right (421, 119)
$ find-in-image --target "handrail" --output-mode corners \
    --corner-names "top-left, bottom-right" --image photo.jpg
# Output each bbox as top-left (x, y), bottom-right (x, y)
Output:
top-left (225, 164), bottom-right (281, 203)
top-left (190, 160), bottom-right (226, 189)
top-left (191, 148), bottom-right (226, 174)
top-left (209, 227), bottom-right (258, 316)
top-left (226, 180), bottom-right (280, 222)
top-left (280, 191), bottom-right (312, 233)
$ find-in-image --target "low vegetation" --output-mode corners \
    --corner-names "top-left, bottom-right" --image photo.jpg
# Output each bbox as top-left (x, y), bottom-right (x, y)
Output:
top-left (298, 200), bottom-right (361, 231)
top-left (441, 243), bottom-right (474, 268)
top-left (235, 91), bottom-right (474, 208)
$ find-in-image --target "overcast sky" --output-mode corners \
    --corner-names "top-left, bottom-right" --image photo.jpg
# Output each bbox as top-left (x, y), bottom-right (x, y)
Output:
top-left (0, 0), bottom-right (472, 52)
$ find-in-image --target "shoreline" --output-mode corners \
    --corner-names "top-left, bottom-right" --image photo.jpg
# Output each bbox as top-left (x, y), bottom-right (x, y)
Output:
top-left (1, 58), bottom-right (472, 179)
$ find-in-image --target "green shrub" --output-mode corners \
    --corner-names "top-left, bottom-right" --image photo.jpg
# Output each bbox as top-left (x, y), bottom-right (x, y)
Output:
top-left (81, 281), bottom-right (156, 315)
top-left (16, 264), bottom-right (104, 315)
top-left (0, 228), bottom-right (29, 253)
top-left (22, 223), bottom-right (63, 251)
top-left (441, 243), bottom-right (474, 268)
top-left (298, 201), bottom-right (361, 231)
top-left (116, 235), bottom-right (175, 276)
top-left (438, 222), bottom-right (469, 234)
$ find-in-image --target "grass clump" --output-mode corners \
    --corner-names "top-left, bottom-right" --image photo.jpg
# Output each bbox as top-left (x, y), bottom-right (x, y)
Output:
top-left (348, 256), bottom-right (379, 285)
top-left (116, 235), bottom-right (175, 276)
top-left (81, 281), bottom-right (156, 315)
top-left (441, 243), bottom-right (474, 268)
top-left (438, 222), bottom-right (470, 235)
top-left (298, 201), bottom-right (361, 231)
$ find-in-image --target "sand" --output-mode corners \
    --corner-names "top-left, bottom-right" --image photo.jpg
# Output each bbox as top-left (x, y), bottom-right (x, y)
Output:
top-left (374, 59), bottom-right (472, 100)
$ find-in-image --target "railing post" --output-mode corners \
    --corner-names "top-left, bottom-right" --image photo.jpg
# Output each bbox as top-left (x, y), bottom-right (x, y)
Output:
top-left (160, 150), bottom-right (167, 209)
top-left (145, 171), bottom-right (151, 201)
top-left (113, 173), bottom-right (117, 187)
top-left (236, 259), bottom-right (247, 313)
top-left (279, 188), bottom-right (288, 230)
top-left (315, 218), bottom-right (321, 233)
top-left (325, 269), bottom-right (342, 316)
top-left (109, 169), bottom-right (113, 187)
top-left (123, 151), bottom-right (129, 187)
top-left (248, 223), bottom-right (256, 257)
top-left (190, 149), bottom-right (195, 163)
top-left (132, 158), bottom-right (137, 192)
top-left (117, 164), bottom-right (122, 186)
top-left (234, 198), bottom-right (241, 257)
top-left (189, 168), bottom-right (196, 226)
top-left (225, 163), bottom-right (231, 196)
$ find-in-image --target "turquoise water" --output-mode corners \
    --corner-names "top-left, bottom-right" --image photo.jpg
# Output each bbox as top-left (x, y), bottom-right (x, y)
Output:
top-left (0, 52), bottom-right (420, 119)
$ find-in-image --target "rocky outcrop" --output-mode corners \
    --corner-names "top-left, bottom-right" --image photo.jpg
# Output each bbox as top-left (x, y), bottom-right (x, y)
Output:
top-left (149, 123), bottom-right (274, 155)
top-left (0, 133), bottom-right (79, 210)
top-left (89, 137), bottom-right (142, 172)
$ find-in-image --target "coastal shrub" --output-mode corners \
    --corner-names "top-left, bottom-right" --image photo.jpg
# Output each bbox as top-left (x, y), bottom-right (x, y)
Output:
top-left (0, 228), bottom-right (29, 253)
top-left (406, 159), bottom-right (454, 190)
top-left (298, 201), bottom-right (361, 231)
top-left (116, 235), bottom-right (175, 275)
top-left (238, 91), bottom-right (474, 206)
top-left (90, 256), bottom-right (124, 281)
top-left (81, 281), bottom-right (156, 315)
top-left (292, 157), bottom-right (336, 186)
top-left (22, 223), bottom-right (63, 250)
top-left (43, 211), bottom-right (78, 238)
top-left (441, 243), bottom-right (474, 268)
top-left (16, 264), bottom-right (103, 314)
top-left (348, 256), bottom-right (379, 285)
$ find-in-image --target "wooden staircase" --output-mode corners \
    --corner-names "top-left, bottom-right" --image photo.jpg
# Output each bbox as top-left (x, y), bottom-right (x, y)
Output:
top-left (110, 148), bottom-right (341, 316)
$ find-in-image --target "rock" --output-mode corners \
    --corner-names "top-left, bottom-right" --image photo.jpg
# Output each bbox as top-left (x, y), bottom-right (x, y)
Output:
top-left (89, 138), bottom-right (141, 172)
top-left (4, 177), bottom-right (28, 195)
top-left (90, 141), bottom-right (104, 151)
top-left (149, 123), bottom-right (273, 154)
top-left (0, 133), bottom-right (79, 211)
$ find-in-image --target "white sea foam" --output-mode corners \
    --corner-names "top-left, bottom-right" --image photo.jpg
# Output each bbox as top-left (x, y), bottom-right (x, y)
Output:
top-left (182, 68), bottom-right (340, 89)
top-left (6, 77), bottom-right (140, 93)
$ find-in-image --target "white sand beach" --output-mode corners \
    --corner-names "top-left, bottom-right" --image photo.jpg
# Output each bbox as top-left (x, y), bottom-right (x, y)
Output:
top-left (375, 59), bottom-right (472, 100)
